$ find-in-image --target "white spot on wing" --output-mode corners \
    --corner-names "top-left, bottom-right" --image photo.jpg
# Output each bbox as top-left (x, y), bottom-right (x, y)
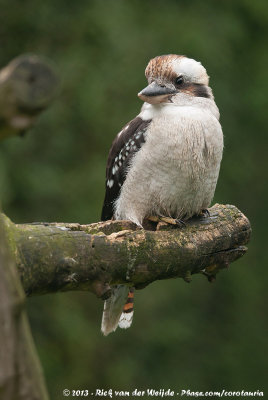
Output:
top-left (107, 179), bottom-right (114, 188)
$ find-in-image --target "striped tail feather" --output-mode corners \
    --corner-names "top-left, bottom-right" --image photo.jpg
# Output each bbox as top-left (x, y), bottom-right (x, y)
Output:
top-left (101, 285), bottom-right (135, 336)
top-left (101, 285), bottom-right (129, 336)
top-left (119, 287), bottom-right (134, 329)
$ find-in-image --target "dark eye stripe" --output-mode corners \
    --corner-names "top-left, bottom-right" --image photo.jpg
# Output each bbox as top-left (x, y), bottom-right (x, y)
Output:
top-left (192, 84), bottom-right (210, 98)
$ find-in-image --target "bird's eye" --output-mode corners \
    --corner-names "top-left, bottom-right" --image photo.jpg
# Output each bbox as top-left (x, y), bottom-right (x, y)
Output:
top-left (175, 76), bottom-right (184, 85)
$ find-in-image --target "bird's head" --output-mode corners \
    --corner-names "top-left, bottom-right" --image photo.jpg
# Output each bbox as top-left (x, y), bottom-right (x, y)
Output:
top-left (138, 54), bottom-right (211, 105)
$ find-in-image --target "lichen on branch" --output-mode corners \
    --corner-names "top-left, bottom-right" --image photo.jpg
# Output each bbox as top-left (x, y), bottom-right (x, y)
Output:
top-left (0, 204), bottom-right (251, 299)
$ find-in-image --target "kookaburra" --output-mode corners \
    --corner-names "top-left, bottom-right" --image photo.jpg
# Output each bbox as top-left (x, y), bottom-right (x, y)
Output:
top-left (101, 54), bottom-right (223, 335)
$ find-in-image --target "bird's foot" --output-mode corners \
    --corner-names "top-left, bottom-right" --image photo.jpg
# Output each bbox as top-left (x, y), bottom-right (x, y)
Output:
top-left (174, 218), bottom-right (186, 227)
top-left (147, 215), bottom-right (186, 227)
top-left (199, 209), bottom-right (210, 218)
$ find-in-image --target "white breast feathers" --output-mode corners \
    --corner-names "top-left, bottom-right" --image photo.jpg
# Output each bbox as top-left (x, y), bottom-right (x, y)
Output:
top-left (114, 99), bottom-right (223, 226)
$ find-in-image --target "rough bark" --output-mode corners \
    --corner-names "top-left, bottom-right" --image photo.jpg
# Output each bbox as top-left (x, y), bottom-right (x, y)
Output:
top-left (0, 54), bottom-right (58, 140)
top-left (1, 204), bottom-right (251, 299)
top-left (0, 217), bottom-right (49, 400)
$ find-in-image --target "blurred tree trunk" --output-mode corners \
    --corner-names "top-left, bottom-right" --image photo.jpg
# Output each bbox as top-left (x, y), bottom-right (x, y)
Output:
top-left (0, 54), bottom-right (58, 400)
top-left (0, 218), bottom-right (49, 400)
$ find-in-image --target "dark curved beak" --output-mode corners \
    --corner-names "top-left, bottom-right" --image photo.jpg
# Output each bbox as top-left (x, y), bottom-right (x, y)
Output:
top-left (138, 81), bottom-right (176, 104)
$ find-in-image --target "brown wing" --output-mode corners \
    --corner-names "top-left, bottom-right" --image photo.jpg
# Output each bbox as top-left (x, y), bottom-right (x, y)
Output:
top-left (101, 116), bottom-right (151, 221)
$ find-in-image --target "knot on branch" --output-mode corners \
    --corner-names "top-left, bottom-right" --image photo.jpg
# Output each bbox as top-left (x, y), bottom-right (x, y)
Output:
top-left (0, 54), bottom-right (59, 139)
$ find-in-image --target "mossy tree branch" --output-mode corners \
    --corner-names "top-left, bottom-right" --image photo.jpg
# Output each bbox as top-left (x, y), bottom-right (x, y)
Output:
top-left (1, 204), bottom-right (251, 300)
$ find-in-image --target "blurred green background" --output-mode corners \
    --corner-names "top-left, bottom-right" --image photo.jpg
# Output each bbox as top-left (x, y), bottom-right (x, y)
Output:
top-left (0, 0), bottom-right (267, 398)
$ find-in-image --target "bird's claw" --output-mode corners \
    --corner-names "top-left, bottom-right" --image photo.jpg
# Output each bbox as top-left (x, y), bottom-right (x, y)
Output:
top-left (175, 218), bottom-right (186, 227)
top-left (147, 215), bottom-right (186, 227)
top-left (200, 209), bottom-right (210, 217)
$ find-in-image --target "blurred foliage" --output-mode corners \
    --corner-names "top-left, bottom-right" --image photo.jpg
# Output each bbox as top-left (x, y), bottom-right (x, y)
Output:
top-left (0, 0), bottom-right (267, 398)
